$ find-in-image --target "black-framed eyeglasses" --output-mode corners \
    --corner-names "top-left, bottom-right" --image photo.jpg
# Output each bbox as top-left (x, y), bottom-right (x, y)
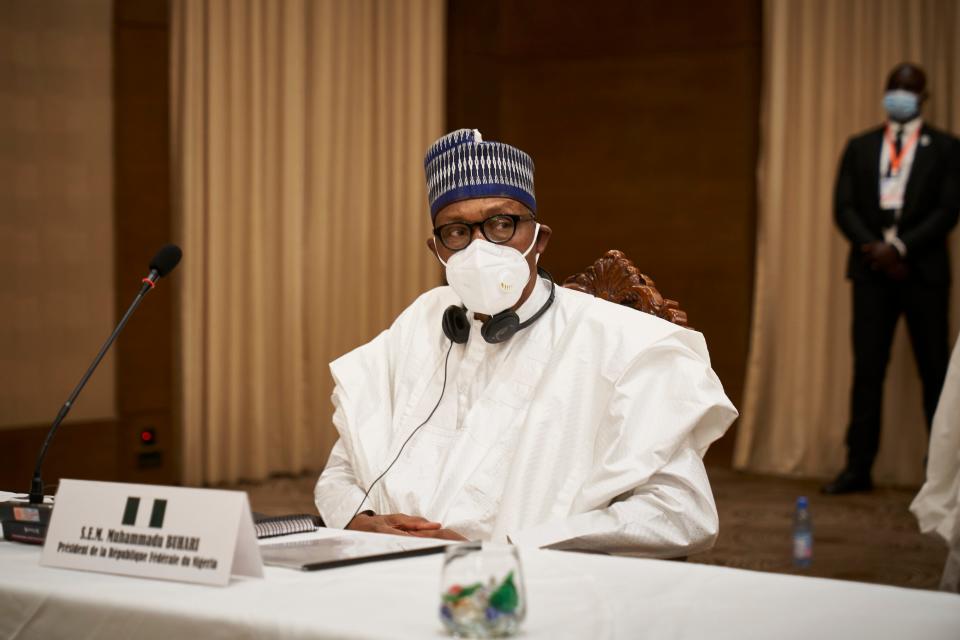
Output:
top-left (433, 214), bottom-right (534, 251)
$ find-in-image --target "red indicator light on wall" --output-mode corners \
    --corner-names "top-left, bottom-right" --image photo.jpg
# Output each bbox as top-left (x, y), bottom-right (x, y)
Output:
top-left (140, 428), bottom-right (156, 446)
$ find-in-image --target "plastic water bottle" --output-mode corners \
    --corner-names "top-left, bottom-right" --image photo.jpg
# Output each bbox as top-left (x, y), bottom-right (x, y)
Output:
top-left (792, 496), bottom-right (813, 568)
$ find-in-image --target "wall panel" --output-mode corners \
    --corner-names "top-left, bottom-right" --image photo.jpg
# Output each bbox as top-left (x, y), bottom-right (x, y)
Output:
top-left (0, 0), bottom-right (176, 491)
top-left (447, 0), bottom-right (761, 465)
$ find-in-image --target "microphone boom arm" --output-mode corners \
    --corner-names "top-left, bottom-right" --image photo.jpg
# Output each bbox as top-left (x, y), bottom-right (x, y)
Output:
top-left (28, 271), bottom-right (160, 504)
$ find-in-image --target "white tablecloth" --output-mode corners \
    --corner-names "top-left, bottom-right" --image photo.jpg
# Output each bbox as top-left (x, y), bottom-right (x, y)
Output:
top-left (1, 530), bottom-right (958, 639)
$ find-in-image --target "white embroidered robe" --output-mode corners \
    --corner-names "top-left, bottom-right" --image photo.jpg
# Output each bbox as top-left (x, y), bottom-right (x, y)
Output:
top-left (315, 278), bottom-right (738, 556)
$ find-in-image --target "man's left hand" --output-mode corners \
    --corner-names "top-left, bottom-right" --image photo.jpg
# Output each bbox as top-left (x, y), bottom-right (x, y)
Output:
top-left (410, 528), bottom-right (468, 541)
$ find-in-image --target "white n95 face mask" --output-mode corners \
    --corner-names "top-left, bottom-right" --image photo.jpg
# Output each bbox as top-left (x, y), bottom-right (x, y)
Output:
top-left (437, 223), bottom-right (540, 315)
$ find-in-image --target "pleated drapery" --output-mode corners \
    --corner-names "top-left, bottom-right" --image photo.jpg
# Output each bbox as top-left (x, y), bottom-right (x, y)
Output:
top-left (735, 0), bottom-right (960, 486)
top-left (171, 0), bottom-right (444, 485)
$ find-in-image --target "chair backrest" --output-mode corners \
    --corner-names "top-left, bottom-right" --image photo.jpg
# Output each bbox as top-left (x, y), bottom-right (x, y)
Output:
top-left (562, 249), bottom-right (689, 327)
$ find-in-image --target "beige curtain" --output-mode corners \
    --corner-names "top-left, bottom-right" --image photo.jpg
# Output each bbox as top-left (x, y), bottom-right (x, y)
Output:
top-left (171, 0), bottom-right (444, 485)
top-left (735, 0), bottom-right (960, 486)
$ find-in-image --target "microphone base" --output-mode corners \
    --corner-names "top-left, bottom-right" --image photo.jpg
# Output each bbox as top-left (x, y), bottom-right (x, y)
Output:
top-left (0, 500), bottom-right (52, 545)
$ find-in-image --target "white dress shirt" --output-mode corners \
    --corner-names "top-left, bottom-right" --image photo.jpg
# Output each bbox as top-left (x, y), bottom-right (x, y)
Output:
top-left (879, 116), bottom-right (923, 256)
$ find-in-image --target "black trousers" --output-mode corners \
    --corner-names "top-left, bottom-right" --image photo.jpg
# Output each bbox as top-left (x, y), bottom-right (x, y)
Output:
top-left (846, 277), bottom-right (950, 475)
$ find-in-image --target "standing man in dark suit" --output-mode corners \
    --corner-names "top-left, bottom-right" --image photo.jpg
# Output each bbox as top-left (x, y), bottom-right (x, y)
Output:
top-left (825, 62), bottom-right (960, 495)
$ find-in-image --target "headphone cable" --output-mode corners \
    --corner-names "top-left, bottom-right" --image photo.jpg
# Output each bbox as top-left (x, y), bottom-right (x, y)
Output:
top-left (344, 339), bottom-right (456, 529)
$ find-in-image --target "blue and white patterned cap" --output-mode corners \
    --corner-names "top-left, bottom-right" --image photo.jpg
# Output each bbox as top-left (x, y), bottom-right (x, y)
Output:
top-left (424, 128), bottom-right (536, 220)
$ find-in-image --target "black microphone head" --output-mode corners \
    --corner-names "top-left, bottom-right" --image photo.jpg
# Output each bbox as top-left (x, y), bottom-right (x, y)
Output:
top-left (149, 244), bottom-right (182, 277)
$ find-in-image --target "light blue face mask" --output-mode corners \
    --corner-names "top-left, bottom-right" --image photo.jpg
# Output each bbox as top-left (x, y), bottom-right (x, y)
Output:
top-left (883, 90), bottom-right (920, 122)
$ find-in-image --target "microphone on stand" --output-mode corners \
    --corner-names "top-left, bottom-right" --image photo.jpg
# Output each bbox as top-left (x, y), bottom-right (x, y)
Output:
top-left (26, 244), bottom-right (183, 505)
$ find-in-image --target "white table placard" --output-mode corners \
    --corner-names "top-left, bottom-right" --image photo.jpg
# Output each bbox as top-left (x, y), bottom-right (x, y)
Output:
top-left (40, 479), bottom-right (263, 586)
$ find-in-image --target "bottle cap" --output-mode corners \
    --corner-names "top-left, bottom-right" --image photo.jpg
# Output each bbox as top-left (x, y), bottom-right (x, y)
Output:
top-left (797, 496), bottom-right (808, 508)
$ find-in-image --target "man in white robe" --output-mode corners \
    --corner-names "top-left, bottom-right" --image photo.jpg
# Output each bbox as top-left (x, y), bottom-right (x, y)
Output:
top-left (315, 129), bottom-right (738, 556)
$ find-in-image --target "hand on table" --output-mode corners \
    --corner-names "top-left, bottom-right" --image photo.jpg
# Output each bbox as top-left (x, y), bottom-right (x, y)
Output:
top-left (410, 527), bottom-right (468, 541)
top-left (347, 512), bottom-right (442, 536)
top-left (347, 513), bottom-right (466, 541)
top-left (346, 512), bottom-right (468, 540)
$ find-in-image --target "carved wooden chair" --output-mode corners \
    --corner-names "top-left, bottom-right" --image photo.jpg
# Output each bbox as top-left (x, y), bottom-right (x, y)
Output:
top-left (563, 249), bottom-right (689, 327)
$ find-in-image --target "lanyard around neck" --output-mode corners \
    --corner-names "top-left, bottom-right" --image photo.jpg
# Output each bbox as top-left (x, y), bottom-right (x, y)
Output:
top-left (885, 125), bottom-right (920, 176)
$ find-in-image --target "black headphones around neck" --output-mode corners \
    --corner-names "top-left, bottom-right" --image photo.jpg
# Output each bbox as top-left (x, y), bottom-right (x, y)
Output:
top-left (442, 267), bottom-right (556, 345)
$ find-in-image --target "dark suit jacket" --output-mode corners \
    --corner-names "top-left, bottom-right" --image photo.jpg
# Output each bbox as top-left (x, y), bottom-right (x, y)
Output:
top-left (834, 123), bottom-right (960, 283)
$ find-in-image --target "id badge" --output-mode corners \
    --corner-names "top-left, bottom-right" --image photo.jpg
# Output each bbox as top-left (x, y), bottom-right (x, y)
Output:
top-left (879, 175), bottom-right (906, 210)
